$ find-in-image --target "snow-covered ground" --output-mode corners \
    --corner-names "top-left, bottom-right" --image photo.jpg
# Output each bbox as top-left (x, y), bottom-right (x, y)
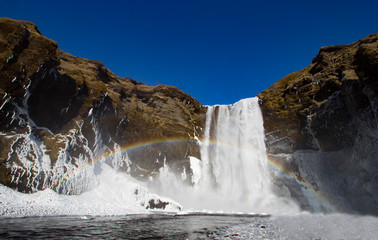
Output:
top-left (0, 164), bottom-right (181, 217)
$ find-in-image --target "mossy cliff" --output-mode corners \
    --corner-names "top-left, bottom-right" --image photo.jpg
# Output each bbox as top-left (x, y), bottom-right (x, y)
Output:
top-left (0, 18), bottom-right (205, 193)
top-left (258, 34), bottom-right (378, 214)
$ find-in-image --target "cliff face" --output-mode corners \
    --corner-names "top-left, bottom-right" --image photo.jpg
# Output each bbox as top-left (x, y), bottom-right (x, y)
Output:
top-left (258, 34), bottom-right (378, 214)
top-left (0, 18), bottom-right (205, 194)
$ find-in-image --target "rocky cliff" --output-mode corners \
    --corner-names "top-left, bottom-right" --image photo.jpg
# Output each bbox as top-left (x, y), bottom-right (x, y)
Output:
top-left (258, 34), bottom-right (378, 214)
top-left (1, 17), bottom-right (377, 216)
top-left (0, 18), bottom-right (205, 194)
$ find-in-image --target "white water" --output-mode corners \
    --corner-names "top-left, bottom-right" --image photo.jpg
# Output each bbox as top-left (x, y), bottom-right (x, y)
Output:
top-left (155, 97), bottom-right (299, 214)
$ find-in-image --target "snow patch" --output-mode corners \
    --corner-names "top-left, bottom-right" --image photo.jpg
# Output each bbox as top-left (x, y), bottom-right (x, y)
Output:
top-left (0, 97), bottom-right (10, 110)
top-left (5, 55), bottom-right (13, 63)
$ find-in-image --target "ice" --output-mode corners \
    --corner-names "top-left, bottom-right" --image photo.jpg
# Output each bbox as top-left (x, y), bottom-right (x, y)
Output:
top-left (0, 164), bottom-right (181, 217)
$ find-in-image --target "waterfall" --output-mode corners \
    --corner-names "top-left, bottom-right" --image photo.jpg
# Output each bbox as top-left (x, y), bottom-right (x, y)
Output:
top-left (199, 97), bottom-right (272, 208)
top-left (156, 97), bottom-right (299, 214)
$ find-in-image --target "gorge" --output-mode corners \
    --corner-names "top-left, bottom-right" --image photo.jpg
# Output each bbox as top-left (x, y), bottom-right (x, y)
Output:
top-left (0, 17), bottom-right (377, 217)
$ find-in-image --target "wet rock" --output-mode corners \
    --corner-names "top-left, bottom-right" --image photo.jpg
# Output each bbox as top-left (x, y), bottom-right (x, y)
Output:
top-left (146, 199), bottom-right (169, 210)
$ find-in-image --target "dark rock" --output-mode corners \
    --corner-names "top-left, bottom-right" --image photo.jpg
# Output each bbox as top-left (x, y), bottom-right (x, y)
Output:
top-left (146, 199), bottom-right (169, 210)
top-left (27, 60), bottom-right (83, 133)
top-left (258, 33), bottom-right (378, 215)
top-left (0, 18), bottom-right (205, 193)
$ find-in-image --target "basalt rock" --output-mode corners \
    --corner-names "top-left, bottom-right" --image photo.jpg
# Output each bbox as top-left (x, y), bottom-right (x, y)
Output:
top-left (0, 18), bottom-right (205, 193)
top-left (258, 33), bottom-right (378, 214)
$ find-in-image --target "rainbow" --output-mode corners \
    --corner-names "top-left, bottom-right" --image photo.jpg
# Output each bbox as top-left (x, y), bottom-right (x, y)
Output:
top-left (53, 137), bottom-right (335, 211)
top-left (267, 156), bottom-right (336, 211)
top-left (53, 138), bottom-right (202, 190)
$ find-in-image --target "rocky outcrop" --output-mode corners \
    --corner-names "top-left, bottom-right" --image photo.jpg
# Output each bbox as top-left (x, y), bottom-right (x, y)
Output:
top-left (0, 18), bottom-right (205, 194)
top-left (258, 34), bottom-right (378, 214)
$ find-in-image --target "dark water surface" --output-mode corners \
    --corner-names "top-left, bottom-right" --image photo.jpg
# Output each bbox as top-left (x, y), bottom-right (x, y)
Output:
top-left (2, 213), bottom-right (377, 239)
top-left (0, 213), bottom-right (269, 239)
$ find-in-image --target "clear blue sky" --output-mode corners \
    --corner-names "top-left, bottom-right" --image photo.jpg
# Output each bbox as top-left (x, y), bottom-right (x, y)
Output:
top-left (1, 0), bottom-right (377, 105)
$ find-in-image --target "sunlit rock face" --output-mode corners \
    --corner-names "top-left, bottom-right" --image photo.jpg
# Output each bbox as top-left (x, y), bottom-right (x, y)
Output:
top-left (0, 17), bottom-right (205, 194)
top-left (258, 33), bottom-right (378, 215)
